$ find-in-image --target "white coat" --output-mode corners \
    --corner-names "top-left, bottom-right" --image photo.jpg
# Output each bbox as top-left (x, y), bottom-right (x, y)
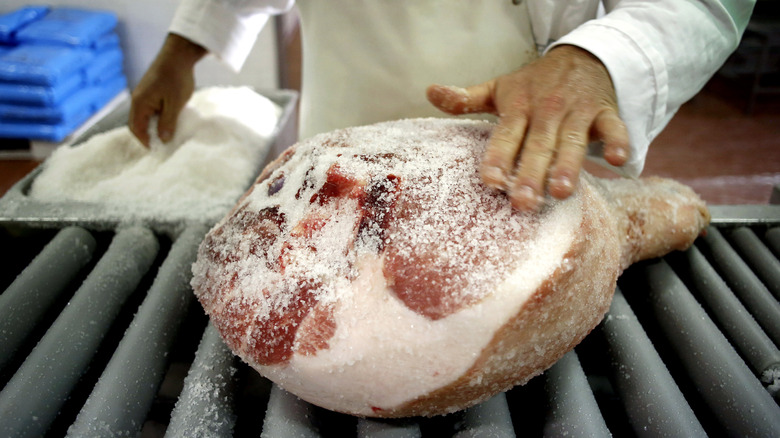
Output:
top-left (169, 0), bottom-right (754, 177)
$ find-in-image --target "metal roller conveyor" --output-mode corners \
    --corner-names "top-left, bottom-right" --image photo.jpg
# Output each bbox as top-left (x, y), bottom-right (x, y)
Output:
top-left (629, 258), bottom-right (780, 437)
top-left (600, 288), bottom-right (705, 437)
top-left (453, 393), bottom-right (515, 438)
top-left (696, 226), bottom-right (780, 345)
top-left (166, 323), bottom-right (239, 438)
top-left (357, 418), bottom-right (422, 438)
top-left (543, 350), bottom-right (611, 438)
top-left (724, 226), bottom-right (780, 300)
top-left (67, 225), bottom-right (210, 437)
top-left (261, 385), bottom-right (322, 438)
top-left (669, 246), bottom-right (780, 384)
top-left (0, 226), bottom-right (96, 374)
top-left (765, 227), bottom-right (780, 256)
top-left (0, 227), bottom-right (159, 438)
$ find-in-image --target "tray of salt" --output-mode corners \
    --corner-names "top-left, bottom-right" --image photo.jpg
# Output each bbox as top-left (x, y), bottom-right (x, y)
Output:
top-left (0, 86), bottom-right (298, 236)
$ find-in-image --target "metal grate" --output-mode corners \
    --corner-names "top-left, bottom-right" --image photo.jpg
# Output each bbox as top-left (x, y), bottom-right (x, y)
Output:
top-left (1, 211), bottom-right (779, 437)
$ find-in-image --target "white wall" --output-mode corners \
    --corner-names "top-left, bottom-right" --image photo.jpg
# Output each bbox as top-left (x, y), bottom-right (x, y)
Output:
top-left (1, 0), bottom-right (279, 90)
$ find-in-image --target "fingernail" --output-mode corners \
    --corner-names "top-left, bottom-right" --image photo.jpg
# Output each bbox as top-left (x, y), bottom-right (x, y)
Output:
top-left (551, 175), bottom-right (573, 192)
top-left (481, 165), bottom-right (505, 187)
top-left (160, 130), bottom-right (172, 142)
top-left (612, 147), bottom-right (628, 161)
top-left (511, 185), bottom-right (543, 211)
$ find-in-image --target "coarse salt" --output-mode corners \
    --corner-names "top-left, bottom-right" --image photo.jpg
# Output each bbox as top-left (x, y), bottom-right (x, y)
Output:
top-left (29, 86), bottom-right (282, 224)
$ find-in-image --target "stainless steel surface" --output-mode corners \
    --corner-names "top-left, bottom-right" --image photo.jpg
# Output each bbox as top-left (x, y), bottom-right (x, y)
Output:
top-left (708, 204), bottom-right (780, 225)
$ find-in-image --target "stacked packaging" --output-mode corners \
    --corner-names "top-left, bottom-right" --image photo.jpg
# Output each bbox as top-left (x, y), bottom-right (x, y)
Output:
top-left (0, 6), bottom-right (127, 142)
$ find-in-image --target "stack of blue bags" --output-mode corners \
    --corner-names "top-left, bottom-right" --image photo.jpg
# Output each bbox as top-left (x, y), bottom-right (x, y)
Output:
top-left (0, 6), bottom-right (127, 142)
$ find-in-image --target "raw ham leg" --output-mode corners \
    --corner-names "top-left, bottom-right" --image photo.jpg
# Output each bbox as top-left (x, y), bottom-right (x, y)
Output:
top-left (191, 118), bottom-right (709, 418)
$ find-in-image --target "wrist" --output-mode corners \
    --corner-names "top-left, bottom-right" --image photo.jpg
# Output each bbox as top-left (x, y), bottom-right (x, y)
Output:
top-left (160, 33), bottom-right (207, 68)
top-left (548, 44), bottom-right (602, 67)
top-left (548, 44), bottom-right (614, 87)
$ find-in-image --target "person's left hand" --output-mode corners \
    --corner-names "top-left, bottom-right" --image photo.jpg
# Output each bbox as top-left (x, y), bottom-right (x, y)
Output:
top-left (427, 44), bottom-right (630, 211)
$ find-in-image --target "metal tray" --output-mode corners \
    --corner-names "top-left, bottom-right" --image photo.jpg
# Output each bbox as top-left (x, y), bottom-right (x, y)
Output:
top-left (0, 88), bottom-right (298, 236)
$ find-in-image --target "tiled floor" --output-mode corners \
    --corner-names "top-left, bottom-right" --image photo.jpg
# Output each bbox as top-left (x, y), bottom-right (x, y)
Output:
top-left (1, 75), bottom-right (778, 205)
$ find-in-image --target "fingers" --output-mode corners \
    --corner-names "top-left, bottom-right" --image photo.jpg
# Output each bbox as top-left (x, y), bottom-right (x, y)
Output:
top-left (426, 82), bottom-right (496, 115)
top-left (430, 44), bottom-right (631, 212)
top-left (593, 109), bottom-right (630, 166)
top-left (128, 99), bottom-right (154, 148)
top-left (507, 97), bottom-right (565, 210)
top-left (506, 108), bottom-right (628, 209)
top-left (127, 34), bottom-right (203, 148)
top-left (157, 100), bottom-right (180, 143)
top-left (129, 77), bottom-right (192, 148)
top-left (481, 114), bottom-right (527, 188)
top-left (548, 114), bottom-right (590, 200)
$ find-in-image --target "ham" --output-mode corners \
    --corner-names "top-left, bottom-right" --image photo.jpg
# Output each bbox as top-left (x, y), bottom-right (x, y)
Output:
top-left (190, 118), bottom-right (710, 417)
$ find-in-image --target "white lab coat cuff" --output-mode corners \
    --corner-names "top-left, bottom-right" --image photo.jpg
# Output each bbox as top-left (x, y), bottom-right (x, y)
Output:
top-left (170, 0), bottom-right (270, 72)
top-left (546, 21), bottom-right (672, 178)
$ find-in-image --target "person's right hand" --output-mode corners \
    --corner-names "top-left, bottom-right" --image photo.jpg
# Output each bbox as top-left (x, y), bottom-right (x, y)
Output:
top-left (129, 33), bottom-right (207, 147)
top-left (427, 45), bottom-right (629, 211)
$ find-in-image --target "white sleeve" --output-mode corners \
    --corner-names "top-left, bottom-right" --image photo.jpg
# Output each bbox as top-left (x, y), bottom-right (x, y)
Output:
top-left (169, 0), bottom-right (295, 72)
top-left (547, 0), bottom-right (754, 177)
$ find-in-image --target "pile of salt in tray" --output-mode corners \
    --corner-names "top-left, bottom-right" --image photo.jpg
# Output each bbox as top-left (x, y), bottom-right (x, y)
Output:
top-left (29, 86), bottom-right (281, 224)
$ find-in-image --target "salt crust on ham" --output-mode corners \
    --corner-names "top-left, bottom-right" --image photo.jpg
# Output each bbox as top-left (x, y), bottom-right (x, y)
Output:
top-left (192, 118), bottom-right (710, 417)
top-left (29, 86), bottom-right (281, 223)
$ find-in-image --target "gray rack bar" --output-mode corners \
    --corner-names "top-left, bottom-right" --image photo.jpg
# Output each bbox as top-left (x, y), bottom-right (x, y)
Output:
top-left (67, 225), bottom-right (210, 437)
top-left (453, 392), bottom-right (515, 438)
top-left (261, 385), bottom-right (321, 438)
top-left (726, 226), bottom-right (780, 300)
top-left (0, 227), bottom-right (159, 438)
top-left (697, 226), bottom-right (780, 345)
top-left (766, 227), bottom-right (780, 256)
top-left (357, 418), bottom-right (421, 438)
top-left (543, 350), bottom-right (611, 438)
top-left (0, 226), bottom-right (96, 373)
top-left (601, 288), bottom-right (705, 437)
top-left (636, 258), bottom-right (780, 437)
top-left (166, 323), bottom-right (238, 438)
top-left (674, 246), bottom-right (780, 378)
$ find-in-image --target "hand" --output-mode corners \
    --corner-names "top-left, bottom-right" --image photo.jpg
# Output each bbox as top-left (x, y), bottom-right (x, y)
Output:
top-left (129, 34), bottom-right (207, 147)
top-left (427, 45), bottom-right (629, 211)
